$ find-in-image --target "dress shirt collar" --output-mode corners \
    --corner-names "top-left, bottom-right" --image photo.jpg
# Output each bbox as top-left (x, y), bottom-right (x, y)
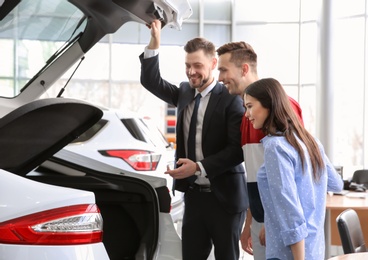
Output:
top-left (195, 79), bottom-right (216, 98)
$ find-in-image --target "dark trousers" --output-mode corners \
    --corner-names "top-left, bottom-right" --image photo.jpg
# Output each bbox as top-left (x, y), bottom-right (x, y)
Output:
top-left (182, 188), bottom-right (246, 260)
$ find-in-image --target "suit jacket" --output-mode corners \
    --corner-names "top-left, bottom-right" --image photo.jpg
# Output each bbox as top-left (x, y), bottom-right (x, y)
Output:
top-left (139, 53), bottom-right (248, 214)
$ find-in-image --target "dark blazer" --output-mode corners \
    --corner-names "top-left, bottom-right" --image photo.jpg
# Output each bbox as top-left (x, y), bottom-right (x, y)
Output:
top-left (139, 53), bottom-right (248, 214)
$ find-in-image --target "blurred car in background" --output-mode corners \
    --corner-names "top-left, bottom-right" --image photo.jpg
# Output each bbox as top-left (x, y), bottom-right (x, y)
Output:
top-left (65, 107), bottom-right (184, 223)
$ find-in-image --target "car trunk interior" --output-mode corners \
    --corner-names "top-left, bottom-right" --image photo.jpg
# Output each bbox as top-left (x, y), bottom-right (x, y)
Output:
top-left (29, 160), bottom-right (170, 260)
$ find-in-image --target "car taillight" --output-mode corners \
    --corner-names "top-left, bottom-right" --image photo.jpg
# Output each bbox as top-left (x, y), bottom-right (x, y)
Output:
top-left (100, 150), bottom-right (161, 171)
top-left (0, 204), bottom-right (103, 245)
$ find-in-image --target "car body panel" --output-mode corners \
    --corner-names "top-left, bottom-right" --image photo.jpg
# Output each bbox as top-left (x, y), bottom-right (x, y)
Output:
top-left (0, 169), bottom-right (110, 260)
top-left (0, 169), bottom-right (96, 222)
top-left (0, 243), bottom-right (109, 260)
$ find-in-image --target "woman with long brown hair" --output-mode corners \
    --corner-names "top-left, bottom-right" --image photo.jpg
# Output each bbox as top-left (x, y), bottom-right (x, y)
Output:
top-left (244, 78), bottom-right (343, 260)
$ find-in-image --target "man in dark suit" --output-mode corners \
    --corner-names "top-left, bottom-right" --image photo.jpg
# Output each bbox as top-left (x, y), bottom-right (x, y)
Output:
top-left (139, 20), bottom-right (248, 260)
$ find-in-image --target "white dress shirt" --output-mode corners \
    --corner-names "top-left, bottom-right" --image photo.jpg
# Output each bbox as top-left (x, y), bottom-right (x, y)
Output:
top-left (144, 46), bottom-right (214, 185)
top-left (184, 82), bottom-right (215, 185)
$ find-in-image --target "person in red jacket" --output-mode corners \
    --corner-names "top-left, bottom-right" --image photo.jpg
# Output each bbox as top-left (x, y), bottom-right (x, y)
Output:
top-left (217, 42), bottom-right (303, 260)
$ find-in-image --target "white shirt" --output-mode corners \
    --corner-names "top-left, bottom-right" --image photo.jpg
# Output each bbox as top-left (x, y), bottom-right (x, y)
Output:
top-left (184, 82), bottom-right (215, 185)
top-left (144, 46), bottom-right (214, 185)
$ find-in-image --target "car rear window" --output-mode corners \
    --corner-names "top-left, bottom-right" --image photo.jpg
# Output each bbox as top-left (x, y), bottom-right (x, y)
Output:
top-left (122, 118), bottom-right (169, 149)
top-left (70, 119), bottom-right (108, 143)
top-left (122, 118), bottom-right (146, 142)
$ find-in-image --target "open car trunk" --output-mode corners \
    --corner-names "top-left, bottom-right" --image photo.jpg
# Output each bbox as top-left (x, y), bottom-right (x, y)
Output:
top-left (29, 155), bottom-right (171, 260)
top-left (0, 98), bottom-right (172, 260)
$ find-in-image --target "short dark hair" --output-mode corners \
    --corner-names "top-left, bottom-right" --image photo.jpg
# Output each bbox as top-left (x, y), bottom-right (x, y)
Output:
top-left (216, 41), bottom-right (257, 69)
top-left (184, 37), bottom-right (216, 57)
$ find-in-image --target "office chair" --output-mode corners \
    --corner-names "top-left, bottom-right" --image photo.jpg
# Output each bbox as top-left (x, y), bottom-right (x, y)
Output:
top-left (351, 170), bottom-right (368, 189)
top-left (336, 209), bottom-right (367, 254)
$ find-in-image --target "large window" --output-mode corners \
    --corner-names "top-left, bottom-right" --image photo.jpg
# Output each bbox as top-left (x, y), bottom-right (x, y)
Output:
top-left (2, 0), bottom-right (367, 179)
top-left (0, 0), bottom-right (85, 97)
top-left (332, 0), bottom-right (367, 176)
top-left (41, 0), bottom-right (368, 178)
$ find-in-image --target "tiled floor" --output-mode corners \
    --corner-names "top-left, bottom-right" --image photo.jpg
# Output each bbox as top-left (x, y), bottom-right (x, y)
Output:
top-left (206, 246), bottom-right (254, 260)
top-left (175, 221), bottom-right (253, 259)
top-left (208, 245), bottom-right (344, 260)
top-left (204, 243), bottom-right (253, 260)
top-left (211, 245), bottom-right (344, 259)
top-left (175, 222), bottom-right (345, 259)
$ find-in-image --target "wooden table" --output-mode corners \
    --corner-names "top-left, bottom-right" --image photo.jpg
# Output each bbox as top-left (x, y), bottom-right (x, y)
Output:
top-left (328, 252), bottom-right (368, 259)
top-left (325, 192), bottom-right (368, 259)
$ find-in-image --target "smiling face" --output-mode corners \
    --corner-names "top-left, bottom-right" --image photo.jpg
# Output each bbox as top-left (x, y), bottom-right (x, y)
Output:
top-left (185, 49), bottom-right (216, 92)
top-left (217, 52), bottom-right (245, 95)
top-left (244, 94), bottom-right (269, 129)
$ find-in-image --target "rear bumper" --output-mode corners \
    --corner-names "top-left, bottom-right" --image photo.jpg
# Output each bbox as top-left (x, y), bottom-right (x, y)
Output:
top-left (0, 243), bottom-right (109, 260)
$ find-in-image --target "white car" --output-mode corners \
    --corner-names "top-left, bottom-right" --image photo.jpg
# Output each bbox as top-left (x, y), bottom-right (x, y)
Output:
top-left (0, 0), bottom-right (192, 259)
top-left (65, 108), bottom-right (184, 223)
